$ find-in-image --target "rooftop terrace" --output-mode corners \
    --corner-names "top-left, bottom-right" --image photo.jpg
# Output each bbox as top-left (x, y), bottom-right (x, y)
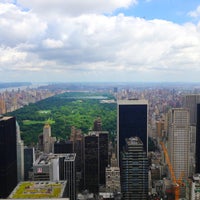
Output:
top-left (9, 181), bottom-right (67, 199)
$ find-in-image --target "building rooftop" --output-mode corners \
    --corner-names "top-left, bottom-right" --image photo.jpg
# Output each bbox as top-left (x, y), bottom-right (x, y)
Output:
top-left (9, 181), bottom-right (67, 199)
top-left (117, 99), bottom-right (148, 105)
top-left (0, 116), bottom-right (13, 121)
top-left (64, 153), bottom-right (76, 161)
top-left (126, 137), bottom-right (143, 145)
top-left (34, 153), bottom-right (76, 166)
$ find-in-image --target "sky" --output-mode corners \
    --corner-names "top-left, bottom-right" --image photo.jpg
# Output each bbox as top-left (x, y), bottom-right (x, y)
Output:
top-left (1, 0), bottom-right (200, 83)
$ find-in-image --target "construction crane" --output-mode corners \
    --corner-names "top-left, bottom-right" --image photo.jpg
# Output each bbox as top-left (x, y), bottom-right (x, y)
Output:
top-left (160, 141), bottom-right (184, 200)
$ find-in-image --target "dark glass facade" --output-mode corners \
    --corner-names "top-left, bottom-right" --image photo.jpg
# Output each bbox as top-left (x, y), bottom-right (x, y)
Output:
top-left (121, 137), bottom-right (148, 200)
top-left (84, 135), bottom-right (99, 193)
top-left (54, 140), bottom-right (73, 154)
top-left (0, 116), bottom-right (17, 198)
top-left (99, 132), bottom-right (108, 185)
top-left (118, 102), bottom-right (148, 159)
top-left (84, 132), bottom-right (109, 193)
top-left (24, 147), bottom-right (35, 181)
top-left (196, 104), bottom-right (200, 173)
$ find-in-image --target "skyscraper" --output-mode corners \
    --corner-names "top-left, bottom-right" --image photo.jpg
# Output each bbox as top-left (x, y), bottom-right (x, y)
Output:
top-left (117, 99), bottom-right (148, 164)
top-left (121, 137), bottom-right (148, 200)
top-left (84, 134), bottom-right (99, 193)
top-left (168, 108), bottom-right (190, 179)
top-left (84, 131), bottom-right (109, 193)
top-left (0, 116), bottom-right (17, 198)
top-left (43, 123), bottom-right (56, 154)
top-left (196, 104), bottom-right (200, 173)
top-left (24, 146), bottom-right (35, 181)
top-left (64, 153), bottom-right (76, 200)
top-left (182, 94), bottom-right (200, 125)
top-left (16, 121), bottom-right (24, 182)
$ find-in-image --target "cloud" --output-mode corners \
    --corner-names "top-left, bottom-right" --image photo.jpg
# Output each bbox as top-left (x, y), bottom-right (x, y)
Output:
top-left (42, 39), bottom-right (64, 49)
top-left (188, 5), bottom-right (200, 18)
top-left (17, 0), bottom-right (137, 16)
top-left (0, 3), bottom-right (47, 47)
top-left (1, 1), bottom-right (200, 82)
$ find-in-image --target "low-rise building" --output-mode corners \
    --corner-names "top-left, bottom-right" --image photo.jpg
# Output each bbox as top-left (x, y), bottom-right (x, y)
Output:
top-left (9, 181), bottom-right (68, 199)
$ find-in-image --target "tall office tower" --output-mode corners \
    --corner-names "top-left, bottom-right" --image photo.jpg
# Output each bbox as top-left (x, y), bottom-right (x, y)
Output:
top-left (168, 108), bottom-right (190, 179)
top-left (196, 104), bottom-right (200, 173)
top-left (99, 131), bottom-right (109, 185)
top-left (64, 153), bottom-right (76, 200)
top-left (84, 134), bottom-right (99, 193)
top-left (16, 121), bottom-right (24, 182)
top-left (43, 123), bottom-right (52, 153)
top-left (182, 94), bottom-right (200, 125)
top-left (84, 131), bottom-right (109, 193)
top-left (70, 127), bottom-right (83, 173)
top-left (93, 117), bottom-right (102, 131)
top-left (0, 116), bottom-right (17, 198)
top-left (121, 137), bottom-right (148, 200)
top-left (117, 99), bottom-right (148, 165)
top-left (70, 127), bottom-right (84, 190)
top-left (24, 147), bottom-right (35, 180)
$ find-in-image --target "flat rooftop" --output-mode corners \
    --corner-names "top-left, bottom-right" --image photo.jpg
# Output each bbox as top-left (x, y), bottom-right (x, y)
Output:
top-left (9, 181), bottom-right (67, 199)
top-left (34, 153), bottom-right (76, 165)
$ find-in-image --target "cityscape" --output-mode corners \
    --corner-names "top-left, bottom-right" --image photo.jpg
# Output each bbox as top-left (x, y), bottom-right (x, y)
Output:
top-left (1, 0), bottom-right (200, 200)
top-left (1, 82), bottom-right (200, 200)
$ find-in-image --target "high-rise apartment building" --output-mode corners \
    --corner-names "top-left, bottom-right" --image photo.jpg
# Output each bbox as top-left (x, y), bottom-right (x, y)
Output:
top-left (168, 108), bottom-right (190, 179)
top-left (0, 116), bottom-right (17, 198)
top-left (182, 94), bottom-right (200, 125)
top-left (117, 99), bottom-right (148, 165)
top-left (121, 137), bottom-right (148, 200)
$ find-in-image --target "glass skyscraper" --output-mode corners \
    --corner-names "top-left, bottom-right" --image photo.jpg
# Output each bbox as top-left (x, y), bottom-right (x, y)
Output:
top-left (121, 137), bottom-right (148, 200)
top-left (117, 99), bottom-right (148, 165)
top-left (0, 116), bottom-right (17, 198)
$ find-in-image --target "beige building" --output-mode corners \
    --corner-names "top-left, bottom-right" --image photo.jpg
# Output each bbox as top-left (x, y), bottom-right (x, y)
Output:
top-left (105, 153), bottom-right (121, 193)
top-left (167, 108), bottom-right (190, 179)
top-left (43, 124), bottom-right (56, 154)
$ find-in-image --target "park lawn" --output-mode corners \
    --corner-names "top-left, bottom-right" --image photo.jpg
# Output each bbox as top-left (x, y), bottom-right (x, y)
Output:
top-left (23, 119), bottom-right (55, 125)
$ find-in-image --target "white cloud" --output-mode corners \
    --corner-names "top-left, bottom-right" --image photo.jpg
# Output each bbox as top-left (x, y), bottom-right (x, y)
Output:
top-left (17, 0), bottom-right (137, 16)
top-left (1, 2), bottom-right (200, 82)
top-left (43, 39), bottom-right (64, 49)
top-left (0, 3), bottom-right (47, 46)
top-left (188, 5), bottom-right (200, 18)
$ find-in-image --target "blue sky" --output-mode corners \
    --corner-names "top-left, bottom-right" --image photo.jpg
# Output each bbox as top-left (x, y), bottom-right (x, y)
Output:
top-left (115, 0), bottom-right (200, 23)
top-left (0, 0), bottom-right (200, 82)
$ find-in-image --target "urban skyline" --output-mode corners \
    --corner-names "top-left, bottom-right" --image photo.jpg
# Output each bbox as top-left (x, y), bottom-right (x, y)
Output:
top-left (2, 83), bottom-right (200, 199)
